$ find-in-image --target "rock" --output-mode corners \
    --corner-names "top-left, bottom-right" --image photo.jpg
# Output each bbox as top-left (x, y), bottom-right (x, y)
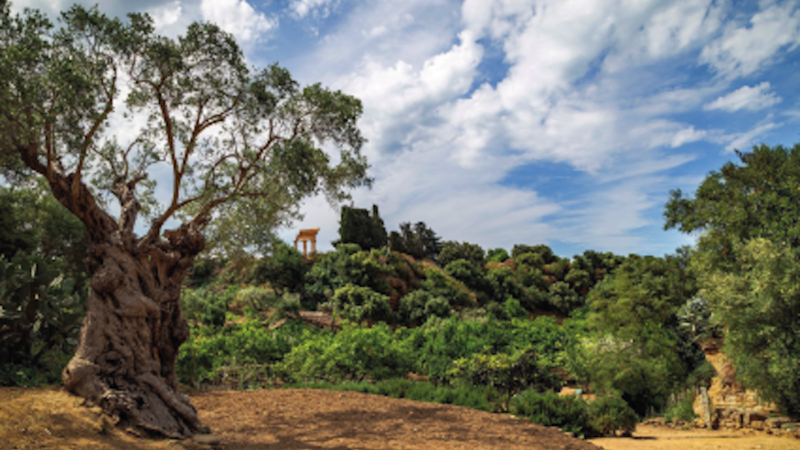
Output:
top-left (751, 420), bottom-right (764, 430)
top-left (765, 417), bottom-right (792, 429)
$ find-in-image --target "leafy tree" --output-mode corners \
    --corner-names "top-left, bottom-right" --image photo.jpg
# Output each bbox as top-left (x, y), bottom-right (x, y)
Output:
top-left (251, 240), bottom-right (307, 294)
top-left (664, 144), bottom-right (800, 266)
top-left (0, 254), bottom-right (86, 385)
top-left (444, 258), bottom-right (493, 304)
top-left (587, 254), bottom-right (698, 415)
top-left (338, 204), bottom-right (387, 251)
top-left (548, 281), bottom-right (582, 315)
top-left (665, 143), bottom-right (800, 417)
top-left (0, 5), bottom-right (369, 437)
top-left (487, 248), bottom-right (510, 263)
top-left (449, 346), bottom-right (557, 411)
top-left (0, 182), bottom-right (88, 286)
top-left (512, 244), bottom-right (558, 264)
top-left (693, 238), bottom-right (800, 417)
top-left (398, 289), bottom-right (451, 325)
top-left (438, 241), bottom-right (485, 269)
top-left (389, 221), bottom-right (441, 261)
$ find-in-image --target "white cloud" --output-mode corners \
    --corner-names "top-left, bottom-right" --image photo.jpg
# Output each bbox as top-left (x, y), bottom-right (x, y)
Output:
top-left (723, 121), bottom-right (780, 152)
top-left (289, 0), bottom-right (338, 19)
top-left (704, 81), bottom-right (782, 112)
top-left (200, 0), bottom-right (277, 42)
top-left (700, 1), bottom-right (800, 78)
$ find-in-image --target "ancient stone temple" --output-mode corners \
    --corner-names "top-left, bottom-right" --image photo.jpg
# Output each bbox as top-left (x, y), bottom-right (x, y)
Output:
top-left (294, 228), bottom-right (320, 257)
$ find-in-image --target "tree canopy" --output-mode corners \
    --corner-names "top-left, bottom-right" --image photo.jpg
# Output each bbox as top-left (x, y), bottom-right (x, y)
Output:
top-left (0, 3), bottom-right (371, 437)
top-left (0, 4), bottom-right (370, 254)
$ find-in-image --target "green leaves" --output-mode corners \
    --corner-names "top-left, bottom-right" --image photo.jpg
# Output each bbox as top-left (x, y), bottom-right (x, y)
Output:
top-left (0, 253), bottom-right (86, 385)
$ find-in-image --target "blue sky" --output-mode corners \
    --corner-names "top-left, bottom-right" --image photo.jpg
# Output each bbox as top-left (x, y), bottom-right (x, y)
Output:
top-left (13, 0), bottom-right (800, 259)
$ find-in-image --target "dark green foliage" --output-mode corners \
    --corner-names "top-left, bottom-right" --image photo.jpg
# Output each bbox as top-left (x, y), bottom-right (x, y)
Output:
top-left (390, 222), bottom-right (442, 261)
top-left (693, 238), bottom-right (800, 417)
top-left (304, 243), bottom-right (380, 308)
top-left (512, 244), bottom-right (558, 264)
top-left (251, 240), bottom-right (308, 293)
top-left (437, 241), bottom-right (485, 269)
top-left (180, 287), bottom-right (236, 328)
top-left (338, 205), bottom-right (387, 251)
top-left (587, 253), bottom-right (699, 415)
top-left (548, 281), bottom-right (582, 315)
top-left (444, 258), bottom-right (493, 304)
top-left (510, 390), bottom-right (589, 435)
top-left (586, 396), bottom-right (638, 436)
top-left (399, 290), bottom-right (451, 325)
top-left (323, 284), bottom-right (393, 323)
top-left (0, 183), bottom-right (88, 286)
top-left (486, 267), bottom-right (528, 307)
top-left (487, 248), bottom-right (510, 263)
top-left (419, 267), bottom-right (474, 308)
top-left (0, 254), bottom-right (86, 386)
top-left (665, 144), bottom-right (800, 263)
top-left (449, 346), bottom-right (558, 411)
top-left (187, 259), bottom-right (218, 288)
top-left (504, 298), bottom-right (527, 319)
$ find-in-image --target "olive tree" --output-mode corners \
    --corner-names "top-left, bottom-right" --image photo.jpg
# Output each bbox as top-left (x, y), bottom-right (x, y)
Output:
top-left (0, 5), bottom-right (369, 437)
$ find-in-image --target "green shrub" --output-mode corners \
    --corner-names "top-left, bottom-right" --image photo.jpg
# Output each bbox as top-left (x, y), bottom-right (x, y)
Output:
top-left (323, 284), bottom-right (394, 323)
top-left (510, 390), bottom-right (589, 436)
top-left (487, 248), bottom-right (510, 263)
top-left (587, 395), bottom-right (638, 436)
top-left (449, 346), bottom-right (558, 411)
top-left (444, 258), bottom-right (493, 304)
top-left (236, 286), bottom-right (277, 311)
top-left (277, 322), bottom-right (412, 382)
top-left (664, 391), bottom-right (697, 423)
top-left (0, 254), bottom-right (85, 386)
top-left (504, 298), bottom-right (527, 319)
top-left (438, 241), bottom-right (485, 269)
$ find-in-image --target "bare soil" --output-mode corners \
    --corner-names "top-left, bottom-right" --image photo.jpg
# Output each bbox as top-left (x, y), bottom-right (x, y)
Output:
top-left (0, 386), bottom-right (597, 449)
top-left (2, 387), bottom-right (798, 450)
top-left (591, 424), bottom-right (800, 450)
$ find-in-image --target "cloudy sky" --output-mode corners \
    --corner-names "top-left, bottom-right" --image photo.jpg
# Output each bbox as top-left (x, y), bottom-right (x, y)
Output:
top-left (12, 0), bottom-right (800, 258)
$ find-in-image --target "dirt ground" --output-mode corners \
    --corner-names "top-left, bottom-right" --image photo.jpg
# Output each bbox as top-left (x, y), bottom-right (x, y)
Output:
top-left (0, 387), bottom-right (797, 450)
top-left (591, 424), bottom-right (800, 450)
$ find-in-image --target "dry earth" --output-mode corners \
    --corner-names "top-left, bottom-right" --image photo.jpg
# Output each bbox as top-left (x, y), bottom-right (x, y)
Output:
top-left (0, 387), bottom-right (797, 450)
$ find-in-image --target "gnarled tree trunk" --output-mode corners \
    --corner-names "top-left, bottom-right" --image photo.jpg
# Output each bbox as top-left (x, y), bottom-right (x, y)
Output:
top-left (63, 224), bottom-right (204, 438)
top-left (35, 171), bottom-right (209, 438)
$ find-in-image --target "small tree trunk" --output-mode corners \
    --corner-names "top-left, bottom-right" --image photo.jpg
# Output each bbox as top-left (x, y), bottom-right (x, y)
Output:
top-left (62, 228), bottom-right (203, 438)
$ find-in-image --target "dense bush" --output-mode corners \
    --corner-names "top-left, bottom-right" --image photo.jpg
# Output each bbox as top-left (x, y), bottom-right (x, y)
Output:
top-left (444, 259), bottom-right (493, 304)
top-left (181, 286), bottom-right (237, 327)
top-left (398, 289), bottom-right (451, 325)
top-left (449, 346), bottom-right (558, 410)
top-left (487, 248), bottom-right (510, 263)
top-left (0, 254), bottom-right (85, 386)
top-left (437, 241), bottom-right (485, 269)
top-left (419, 267), bottom-right (474, 308)
top-left (587, 395), bottom-right (638, 436)
top-left (277, 322), bottom-right (413, 382)
top-left (251, 240), bottom-right (308, 293)
top-left (323, 284), bottom-right (394, 323)
top-left (176, 319), bottom-right (316, 387)
top-left (510, 390), bottom-right (589, 435)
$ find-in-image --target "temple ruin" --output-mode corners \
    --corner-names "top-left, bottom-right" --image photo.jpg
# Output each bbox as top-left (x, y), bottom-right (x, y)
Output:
top-left (294, 228), bottom-right (320, 257)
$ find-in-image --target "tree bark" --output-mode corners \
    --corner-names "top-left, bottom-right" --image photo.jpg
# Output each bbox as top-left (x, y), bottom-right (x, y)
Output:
top-left (62, 222), bottom-right (205, 438)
